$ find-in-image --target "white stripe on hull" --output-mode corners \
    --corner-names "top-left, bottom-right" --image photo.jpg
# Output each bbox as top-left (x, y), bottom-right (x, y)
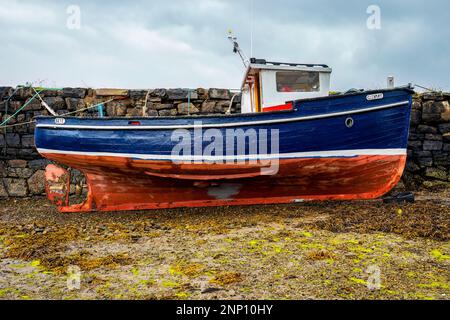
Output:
top-left (36, 101), bottom-right (410, 130)
top-left (37, 148), bottom-right (407, 161)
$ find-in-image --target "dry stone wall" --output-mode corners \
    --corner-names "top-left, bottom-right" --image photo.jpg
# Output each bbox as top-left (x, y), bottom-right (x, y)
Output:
top-left (0, 87), bottom-right (449, 198)
top-left (402, 92), bottom-right (450, 190)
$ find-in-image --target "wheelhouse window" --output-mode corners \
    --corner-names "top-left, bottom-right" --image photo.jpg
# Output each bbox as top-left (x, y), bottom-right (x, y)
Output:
top-left (276, 71), bottom-right (320, 92)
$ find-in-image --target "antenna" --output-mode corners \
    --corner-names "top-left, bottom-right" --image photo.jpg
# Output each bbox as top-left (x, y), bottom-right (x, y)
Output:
top-left (250, 0), bottom-right (254, 58)
top-left (227, 29), bottom-right (250, 68)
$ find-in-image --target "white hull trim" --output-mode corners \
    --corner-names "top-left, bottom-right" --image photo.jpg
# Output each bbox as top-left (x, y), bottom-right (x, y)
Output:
top-left (38, 148), bottom-right (407, 161)
top-left (36, 101), bottom-right (410, 131)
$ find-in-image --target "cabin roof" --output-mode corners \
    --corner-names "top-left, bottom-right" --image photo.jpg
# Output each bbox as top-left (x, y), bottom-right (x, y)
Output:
top-left (250, 58), bottom-right (330, 69)
top-left (241, 58), bottom-right (332, 89)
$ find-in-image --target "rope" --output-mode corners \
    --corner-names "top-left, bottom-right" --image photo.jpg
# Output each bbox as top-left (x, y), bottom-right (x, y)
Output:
top-left (0, 90), bottom-right (43, 127)
top-left (1, 120), bottom-right (35, 128)
top-left (143, 89), bottom-right (151, 117)
top-left (414, 83), bottom-right (441, 93)
top-left (0, 87), bottom-right (21, 106)
top-left (32, 87), bottom-right (57, 116)
top-left (60, 98), bottom-right (115, 116)
top-left (226, 92), bottom-right (240, 115)
top-left (0, 98), bottom-right (116, 128)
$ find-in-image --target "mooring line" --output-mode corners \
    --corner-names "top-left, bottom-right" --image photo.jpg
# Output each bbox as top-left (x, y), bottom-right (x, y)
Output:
top-left (0, 90), bottom-right (44, 127)
top-left (0, 98), bottom-right (117, 128)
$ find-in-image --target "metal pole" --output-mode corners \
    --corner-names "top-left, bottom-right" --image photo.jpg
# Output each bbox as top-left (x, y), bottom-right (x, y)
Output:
top-left (3, 99), bottom-right (7, 157)
top-left (97, 103), bottom-right (104, 118)
top-left (187, 89), bottom-right (191, 116)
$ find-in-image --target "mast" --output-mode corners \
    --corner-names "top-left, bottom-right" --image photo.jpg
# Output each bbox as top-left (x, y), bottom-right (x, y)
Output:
top-left (227, 30), bottom-right (250, 68)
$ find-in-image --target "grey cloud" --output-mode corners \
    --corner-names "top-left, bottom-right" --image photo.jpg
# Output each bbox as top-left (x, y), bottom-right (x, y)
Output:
top-left (0, 0), bottom-right (448, 91)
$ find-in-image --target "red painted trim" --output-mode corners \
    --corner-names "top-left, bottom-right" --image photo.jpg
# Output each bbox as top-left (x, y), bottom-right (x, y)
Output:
top-left (262, 102), bottom-right (293, 113)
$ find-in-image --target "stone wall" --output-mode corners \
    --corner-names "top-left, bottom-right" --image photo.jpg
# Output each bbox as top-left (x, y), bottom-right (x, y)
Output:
top-left (402, 92), bottom-right (450, 190)
top-left (0, 87), bottom-right (449, 198)
top-left (0, 87), bottom-right (240, 160)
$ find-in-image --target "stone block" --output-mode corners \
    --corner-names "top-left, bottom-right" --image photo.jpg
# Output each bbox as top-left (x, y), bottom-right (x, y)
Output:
top-left (150, 89), bottom-right (167, 99)
top-left (105, 101), bottom-right (128, 116)
top-left (28, 159), bottom-right (50, 170)
top-left (23, 99), bottom-right (42, 111)
top-left (129, 90), bottom-right (148, 100)
top-left (423, 140), bottom-right (443, 151)
top-left (21, 135), bottom-right (35, 148)
top-left (151, 104), bottom-right (175, 111)
top-left (7, 167), bottom-right (34, 178)
top-left (422, 101), bottom-right (450, 123)
top-left (417, 125), bottom-right (438, 134)
top-left (197, 88), bottom-right (208, 100)
top-left (158, 109), bottom-right (177, 117)
top-left (146, 110), bottom-right (159, 117)
top-left (28, 170), bottom-right (45, 195)
top-left (0, 87), bottom-right (13, 100)
top-left (7, 159), bottom-right (27, 168)
top-left (424, 134), bottom-right (442, 141)
top-left (95, 89), bottom-right (129, 97)
top-left (208, 88), bottom-right (230, 100)
top-left (6, 133), bottom-right (20, 148)
top-left (43, 97), bottom-right (66, 110)
top-left (3, 178), bottom-right (28, 197)
top-left (6, 101), bottom-right (21, 112)
top-left (40, 89), bottom-right (60, 97)
top-left (167, 89), bottom-right (197, 100)
top-left (148, 97), bottom-right (162, 103)
top-left (65, 98), bottom-right (85, 111)
top-left (126, 108), bottom-right (143, 117)
top-left (62, 88), bottom-right (86, 99)
top-left (407, 140), bottom-right (422, 151)
top-left (17, 87), bottom-right (34, 100)
top-left (18, 148), bottom-right (38, 158)
top-left (216, 101), bottom-right (231, 113)
top-left (201, 101), bottom-right (217, 114)
top-left (177, 103), bottom-right (199, 115)
top-left (409, 133), bottom-right (424, 140)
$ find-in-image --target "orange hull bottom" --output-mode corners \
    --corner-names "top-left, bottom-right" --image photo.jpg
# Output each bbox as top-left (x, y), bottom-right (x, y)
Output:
top-left (42, 154), bottom-right (406, 213)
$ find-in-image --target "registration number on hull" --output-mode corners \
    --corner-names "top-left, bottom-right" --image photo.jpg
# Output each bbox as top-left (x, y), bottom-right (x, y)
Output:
top-left (366, 93), bottom-right (384, 101)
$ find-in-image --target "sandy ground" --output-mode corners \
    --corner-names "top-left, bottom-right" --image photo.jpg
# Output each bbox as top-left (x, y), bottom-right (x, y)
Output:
top-left (0, 192), bottom-right (449, 300)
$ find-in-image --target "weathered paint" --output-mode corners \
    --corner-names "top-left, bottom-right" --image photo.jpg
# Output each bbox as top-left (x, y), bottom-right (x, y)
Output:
top-left (35, 87), bottom-right (414, 213)
top-left (45, 164), bottom-right (70, 207)
top-left (42, 154), bottom-right (406, 213)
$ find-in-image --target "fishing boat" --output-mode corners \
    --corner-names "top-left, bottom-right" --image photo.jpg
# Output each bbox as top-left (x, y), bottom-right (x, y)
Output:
top-left (34, 36), bottom-right (414, 213)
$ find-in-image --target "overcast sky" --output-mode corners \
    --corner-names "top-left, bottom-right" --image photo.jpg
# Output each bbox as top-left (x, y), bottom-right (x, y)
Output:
top-left (0, 0), bottom-right (448, 91)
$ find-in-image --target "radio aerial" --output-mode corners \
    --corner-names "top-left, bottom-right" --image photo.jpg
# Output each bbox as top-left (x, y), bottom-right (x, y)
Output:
top-left (227, 30), bottom-right (250, 68)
